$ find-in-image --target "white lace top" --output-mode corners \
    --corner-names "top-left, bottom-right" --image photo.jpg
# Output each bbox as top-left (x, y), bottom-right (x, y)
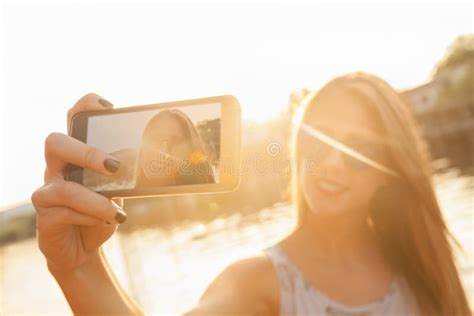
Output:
top-left (264, 245), bottom-right (420, 316)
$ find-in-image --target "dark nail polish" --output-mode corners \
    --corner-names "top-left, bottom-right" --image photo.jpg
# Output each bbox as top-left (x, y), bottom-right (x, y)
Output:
top-left (98, 98), bottom-right (114, 109)
top-left (115, 209), bottom-right (127, 224)
top-left (104, 158), bottom-right (120, 173)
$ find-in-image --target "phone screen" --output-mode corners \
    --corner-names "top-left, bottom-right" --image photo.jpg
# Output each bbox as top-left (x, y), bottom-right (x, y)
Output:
top-left (83, 102), bottom-right (221, 192)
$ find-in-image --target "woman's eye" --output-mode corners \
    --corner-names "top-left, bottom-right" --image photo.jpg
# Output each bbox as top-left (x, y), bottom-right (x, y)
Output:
top-left (315, 125), bottom-right (336, 138)
top-left (350, 139), bottom-right (387, 160)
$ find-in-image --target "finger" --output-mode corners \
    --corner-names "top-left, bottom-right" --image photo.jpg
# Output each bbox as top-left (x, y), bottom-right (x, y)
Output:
top-left (44, 132), bottom-right (120, 182)
top-left (80, 222), bottom-right (118, 252)
top-left (32, 180), bottom-right (127, 224)
top-left (105, 200), bottom-right (124, 225)
top-left (37, 206), bottom-right (105, 228)
top-left (67, 93), bottom-right (114, 135)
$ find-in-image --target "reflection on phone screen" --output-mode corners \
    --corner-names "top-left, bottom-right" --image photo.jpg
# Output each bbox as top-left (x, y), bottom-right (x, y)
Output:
top-left (83, 103), bottom-right (220, 191)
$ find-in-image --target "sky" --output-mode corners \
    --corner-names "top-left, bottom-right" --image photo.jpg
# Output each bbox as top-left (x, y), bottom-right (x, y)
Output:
top-left (0, 1), bottom-right (472, 208)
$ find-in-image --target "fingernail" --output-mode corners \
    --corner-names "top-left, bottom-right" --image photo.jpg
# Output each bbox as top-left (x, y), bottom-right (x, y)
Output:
top-left (104, 158), bottom-right (120, 173)
top-left (98, 98), bottom-right (114, 109)
top-left (114, 208), bottom-right (127, 224)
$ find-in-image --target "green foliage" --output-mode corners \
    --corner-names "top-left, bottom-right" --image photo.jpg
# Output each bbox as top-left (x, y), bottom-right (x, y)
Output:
top-left (434, 34), bottom-right (474, 76)
top-left (196, 118), bottom-right (221, 163)
top-left (434, 35), bottom-right (474, 106)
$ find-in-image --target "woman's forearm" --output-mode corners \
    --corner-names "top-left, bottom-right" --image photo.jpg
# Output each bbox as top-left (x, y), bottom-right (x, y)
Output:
top-left (49, 248), bottom-right (144, 316)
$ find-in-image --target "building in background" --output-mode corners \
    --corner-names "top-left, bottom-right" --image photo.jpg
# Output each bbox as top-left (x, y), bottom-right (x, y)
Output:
top-left (401, 35), bottom-right (473, 169)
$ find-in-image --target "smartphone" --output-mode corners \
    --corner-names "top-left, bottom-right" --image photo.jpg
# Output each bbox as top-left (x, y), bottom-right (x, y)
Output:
top-left (66, 95), bottom-right (241, 198)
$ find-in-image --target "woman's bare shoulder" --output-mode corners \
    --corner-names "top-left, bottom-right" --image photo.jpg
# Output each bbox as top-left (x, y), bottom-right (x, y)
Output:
top-left (183, 251), bottom-right (279, 315)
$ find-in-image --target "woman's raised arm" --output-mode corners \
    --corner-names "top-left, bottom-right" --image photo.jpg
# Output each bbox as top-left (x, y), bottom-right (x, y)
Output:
top-left (31, 93), bottom-right (144, 315)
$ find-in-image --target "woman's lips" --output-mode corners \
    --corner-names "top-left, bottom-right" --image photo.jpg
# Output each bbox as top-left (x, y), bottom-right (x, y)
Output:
top-left (314, 177), bottom-right (349, 195)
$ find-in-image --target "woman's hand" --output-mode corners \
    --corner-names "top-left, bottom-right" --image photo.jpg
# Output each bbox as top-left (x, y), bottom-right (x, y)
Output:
top-left (31, 93), bottom-right (127, 274)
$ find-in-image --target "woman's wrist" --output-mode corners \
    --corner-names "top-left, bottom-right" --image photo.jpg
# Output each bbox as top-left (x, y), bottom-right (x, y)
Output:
top-left (47, 248), bottom-right (104, 279)
top-left (47, 247), bottom-right (142, 315)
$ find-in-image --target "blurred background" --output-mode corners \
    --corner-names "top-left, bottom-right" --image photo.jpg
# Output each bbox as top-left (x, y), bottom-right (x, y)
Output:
top-left (0, 1), bottom-right (472, 314)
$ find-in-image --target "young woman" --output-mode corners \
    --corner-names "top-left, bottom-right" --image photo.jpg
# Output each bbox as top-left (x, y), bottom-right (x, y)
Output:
top-left (31, 72), bottom-right (470, 315)
top-left (135, 109), bottom-right (216, 188)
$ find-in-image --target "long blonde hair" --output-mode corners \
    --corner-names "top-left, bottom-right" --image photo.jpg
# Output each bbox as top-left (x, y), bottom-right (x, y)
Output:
top-left (289, 72), bottom-right (470, 315)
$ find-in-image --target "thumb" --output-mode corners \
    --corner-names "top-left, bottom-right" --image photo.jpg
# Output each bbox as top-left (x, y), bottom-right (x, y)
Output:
top-left (80, 222), bottom-right (118, 252)
top-left (80, 198), bottom-right (124, 251)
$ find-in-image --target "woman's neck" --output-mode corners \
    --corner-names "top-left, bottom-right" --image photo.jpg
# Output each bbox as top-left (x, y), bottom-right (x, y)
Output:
top-left (288, 210), bottom-right (379, 263)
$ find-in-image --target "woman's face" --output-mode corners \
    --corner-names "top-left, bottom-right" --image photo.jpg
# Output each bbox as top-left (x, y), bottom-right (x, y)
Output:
top-left (299, 89), bottom-right (392, 219)
top-left (145, 118), bottom-right (193, 158)
top-left (140, 117), bottom-right (193, 181)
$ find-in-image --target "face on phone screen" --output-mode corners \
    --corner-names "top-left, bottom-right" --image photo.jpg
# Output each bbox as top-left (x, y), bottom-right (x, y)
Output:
top-left (83, 103), bottom-right (221, 192)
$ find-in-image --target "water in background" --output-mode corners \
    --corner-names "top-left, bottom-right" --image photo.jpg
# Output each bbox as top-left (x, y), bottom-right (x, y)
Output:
top-left (0, 166), bottom-right (472, 314)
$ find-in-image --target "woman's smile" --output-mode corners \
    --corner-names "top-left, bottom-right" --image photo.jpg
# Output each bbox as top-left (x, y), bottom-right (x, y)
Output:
top-left (313, 177), bottom-right (349, 196)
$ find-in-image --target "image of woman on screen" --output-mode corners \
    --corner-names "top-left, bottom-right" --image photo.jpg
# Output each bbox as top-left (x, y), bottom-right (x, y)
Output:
top-left (134, 109), bottom-right (216, 188)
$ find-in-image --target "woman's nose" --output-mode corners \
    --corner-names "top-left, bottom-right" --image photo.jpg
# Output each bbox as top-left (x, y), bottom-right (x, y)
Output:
top-left (320, 147), bottom-right (346, 170)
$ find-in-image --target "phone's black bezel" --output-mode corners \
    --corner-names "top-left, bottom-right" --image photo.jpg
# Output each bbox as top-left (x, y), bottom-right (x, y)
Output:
top-left (66, 95), bottom-right (241, 198)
